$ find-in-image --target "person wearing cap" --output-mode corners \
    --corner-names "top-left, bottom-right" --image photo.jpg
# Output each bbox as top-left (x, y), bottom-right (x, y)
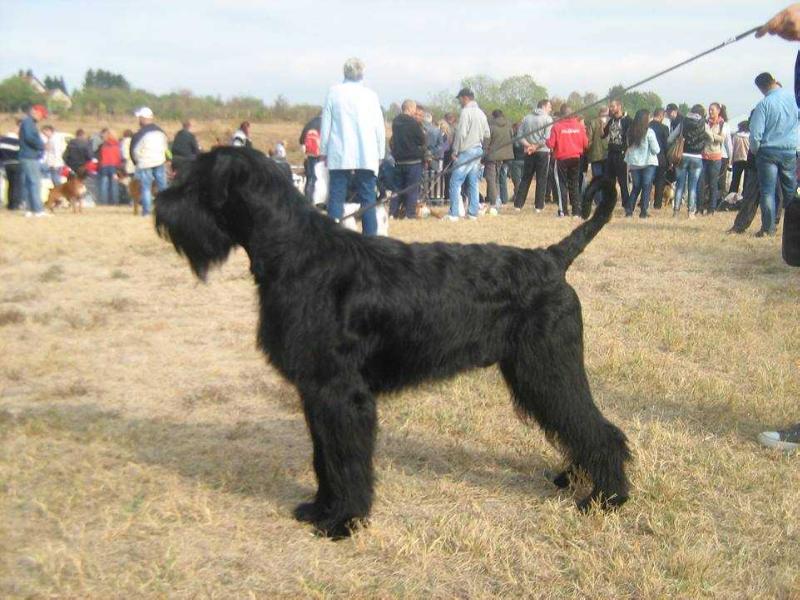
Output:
top-left (18, 104), bottom-right (49, 217)
top-left (447, 88), bottom-right (490, 221)
top-left (130, 106), bottom-right (169, 217)
top-left (319, 57), bottom-right (386, 236)
top-left (749, 71), bottom-right (799, 236)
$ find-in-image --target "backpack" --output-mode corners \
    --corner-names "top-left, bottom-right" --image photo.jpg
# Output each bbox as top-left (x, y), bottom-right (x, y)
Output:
top-left (304, 129), bottom-right (320, 156)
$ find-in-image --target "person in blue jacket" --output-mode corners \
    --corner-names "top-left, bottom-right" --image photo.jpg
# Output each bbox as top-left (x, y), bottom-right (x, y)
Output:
top-left (18, 104), bottom-right (49, 217)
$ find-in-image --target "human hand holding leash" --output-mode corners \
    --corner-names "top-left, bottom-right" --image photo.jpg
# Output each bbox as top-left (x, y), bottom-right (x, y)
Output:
top-left (757, 4), bottom-right (800, 40)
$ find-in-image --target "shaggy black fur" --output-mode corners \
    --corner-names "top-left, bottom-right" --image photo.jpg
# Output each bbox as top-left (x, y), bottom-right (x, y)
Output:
top-left (155, 147), bottom-right (631, 539)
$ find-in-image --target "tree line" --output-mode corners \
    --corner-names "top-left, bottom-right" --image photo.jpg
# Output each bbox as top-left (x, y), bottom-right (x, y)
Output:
top-left (0, 67), bottom-right (676, 124)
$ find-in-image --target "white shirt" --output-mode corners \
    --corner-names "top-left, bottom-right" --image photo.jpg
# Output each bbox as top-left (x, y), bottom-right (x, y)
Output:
top-left (44, 132), bottom-right (67, 168)
top-left (320, 80), bottom-right (386, 173)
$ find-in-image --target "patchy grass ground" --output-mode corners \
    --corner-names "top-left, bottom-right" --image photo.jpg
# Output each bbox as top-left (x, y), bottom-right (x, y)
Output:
top-left (1, 201), bottom-right (798, 599)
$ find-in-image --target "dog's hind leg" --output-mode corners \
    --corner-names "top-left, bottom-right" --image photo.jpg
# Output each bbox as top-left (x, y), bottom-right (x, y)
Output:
top-left (500, 296), bottom-right (631, 511)
top-left (296, 375), bottom-right (377, 539)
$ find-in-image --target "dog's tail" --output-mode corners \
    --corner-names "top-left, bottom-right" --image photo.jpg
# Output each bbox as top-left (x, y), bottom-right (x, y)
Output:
top-left (547, 177), bottom-right (618, 271)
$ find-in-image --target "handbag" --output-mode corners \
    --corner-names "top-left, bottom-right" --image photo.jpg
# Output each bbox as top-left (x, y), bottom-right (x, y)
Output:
top-left (667, 134), bottom-right (684, 167)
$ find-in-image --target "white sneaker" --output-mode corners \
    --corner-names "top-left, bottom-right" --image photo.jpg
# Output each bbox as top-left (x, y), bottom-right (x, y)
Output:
top-left (488, 207), bottom-right (498, 216)
top-left (514, 207), bottom-right (522, 213)
top-left (34, 212), bottom-right (52, 218)
top-left (24, 211), bottom-right (33, 218)
top-left (445, 215), bottom-right (460, 222)
top-left (467, 214), bottom-right (478, 221)
top-left (535, 209), bottom-right (542, 214)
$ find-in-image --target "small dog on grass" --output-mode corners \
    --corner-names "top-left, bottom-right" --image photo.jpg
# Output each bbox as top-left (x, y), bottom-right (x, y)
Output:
top-left (46, 171), bottom-right (87, 213)
top-left (155, 147), bottom-right (631, 539)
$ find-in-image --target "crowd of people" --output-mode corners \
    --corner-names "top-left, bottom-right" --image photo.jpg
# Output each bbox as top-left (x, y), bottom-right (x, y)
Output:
top-left (0, 108), bottom-right (291, 217)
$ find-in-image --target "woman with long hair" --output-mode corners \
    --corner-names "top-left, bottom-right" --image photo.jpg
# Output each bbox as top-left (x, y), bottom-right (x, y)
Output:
top-left (668, 104), bottom-right (713, 218)
top-left (700, 102), bottom-right (730, 214)
top-left (623, 109), bottom-right (660, 217)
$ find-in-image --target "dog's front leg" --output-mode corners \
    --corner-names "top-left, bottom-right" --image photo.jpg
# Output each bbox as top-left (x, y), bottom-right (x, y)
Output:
top-left (295, 377), bottom-right (377, 539)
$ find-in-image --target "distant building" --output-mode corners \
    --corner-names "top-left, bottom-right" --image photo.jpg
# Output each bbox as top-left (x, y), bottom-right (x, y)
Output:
top-left (22, 72), bottom-right (72, 110)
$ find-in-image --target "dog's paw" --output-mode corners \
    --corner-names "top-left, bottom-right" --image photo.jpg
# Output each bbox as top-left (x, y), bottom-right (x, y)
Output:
top-left (311, 515), bottom-right (366, 541)
top-left (552, 469), bottom-right (572, 489)
top-left (293, 501), bottom-right (328, 523)
top-left (576, 491), bottom-right (629, 513)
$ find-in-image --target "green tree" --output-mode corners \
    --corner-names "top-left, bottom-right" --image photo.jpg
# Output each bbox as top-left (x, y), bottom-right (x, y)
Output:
top-left (83, 68), bottom-right (130, 90)
top-left (0, 75), bottom-right (45, 112)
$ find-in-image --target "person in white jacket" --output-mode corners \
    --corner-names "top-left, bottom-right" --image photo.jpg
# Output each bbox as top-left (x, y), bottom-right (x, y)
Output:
top-left (319, 57), bottom-right (386, 236)
top-left (41, 125), bottom-right (66, 186)
top-left (130, 107), bottom-right (169, 217)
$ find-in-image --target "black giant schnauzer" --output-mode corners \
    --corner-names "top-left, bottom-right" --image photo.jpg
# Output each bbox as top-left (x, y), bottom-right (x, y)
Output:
top-left (155, 147), bottom-right (631, 539)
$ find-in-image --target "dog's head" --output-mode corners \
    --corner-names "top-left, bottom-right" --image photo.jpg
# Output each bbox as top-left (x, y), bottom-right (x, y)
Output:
top-left (155, 146), bottom-right (295, 280)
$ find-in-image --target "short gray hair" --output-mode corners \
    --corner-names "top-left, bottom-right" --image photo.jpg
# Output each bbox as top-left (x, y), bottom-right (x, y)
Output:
top-left (343, 57), bottom-right (365, 82)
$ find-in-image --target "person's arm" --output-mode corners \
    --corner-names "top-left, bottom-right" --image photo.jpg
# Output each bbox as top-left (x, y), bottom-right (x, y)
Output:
top-left (723, 126), bottom-right (733, 160)
top-left (190, 134), bottom-right (200, 156)
top-left (22, 120), bottom-right (44, 151)
top-left (709, 123), bottom-right (724, 144)
top-left (375, 101), bottom-right (386, 161)
top-left (649, 129), bottom-right (660, 156)
top-left (546, 126), bottom-right (557, 152)
top-left (757, 4), bottom-right (800, 40)
top-left (602, 118), bottom-right (611, 139)
top-left (749, 103), bottom-right (767, 154)
top-left (452, 115), bottom-right (466, 156)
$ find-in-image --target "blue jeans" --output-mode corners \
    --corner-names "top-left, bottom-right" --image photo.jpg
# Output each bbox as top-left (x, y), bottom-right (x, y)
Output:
top-left (701, 159), bottom-right (722, 213)
top-left (756, 148), bottom-right (797, 234)
top-left (135, 164), bottom-right (168, 216)
top-left (449, 146), bottom-right (483, 217)
top-left (99, 166), bottom-right (119, 205)
top-left (390, 162), bottom-right (422, 218)
top-left (590, 161), bottom-right (606, 203)
top-left (48, 167), bottom-right (62, 186)
top-left (19, 159), bottom-right (43, 213)
top-left (674, 156), bottom-right (703, 213)
top-left (628, 165), bottom-right (656, 216)
top-left (328, 169), bottom-right (378, 236)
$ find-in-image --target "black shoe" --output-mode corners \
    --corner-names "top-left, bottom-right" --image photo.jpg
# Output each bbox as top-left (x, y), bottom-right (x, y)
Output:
top-left (755, 230), bottom-right (776, 238)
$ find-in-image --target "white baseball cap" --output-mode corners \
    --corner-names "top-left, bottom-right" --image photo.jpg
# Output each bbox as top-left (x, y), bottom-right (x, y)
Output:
top-left (134, 106), bottom-right (154, 119)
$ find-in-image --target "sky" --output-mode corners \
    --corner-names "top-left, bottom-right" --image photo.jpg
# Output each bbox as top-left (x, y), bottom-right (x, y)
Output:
top-left (1, 0), bottom-right (797, 121)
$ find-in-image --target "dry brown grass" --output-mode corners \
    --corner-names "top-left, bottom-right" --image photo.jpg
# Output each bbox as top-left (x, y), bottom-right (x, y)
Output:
top-left (1, 202), bottom-right (799, 599)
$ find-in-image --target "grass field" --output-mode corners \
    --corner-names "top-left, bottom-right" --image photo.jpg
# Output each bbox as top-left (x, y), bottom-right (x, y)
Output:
top-left (1, 170), bottom-right (799, 597)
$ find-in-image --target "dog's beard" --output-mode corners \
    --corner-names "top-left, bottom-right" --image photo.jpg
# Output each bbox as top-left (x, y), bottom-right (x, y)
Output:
top-left (155, 189), bottom-right (235, 280)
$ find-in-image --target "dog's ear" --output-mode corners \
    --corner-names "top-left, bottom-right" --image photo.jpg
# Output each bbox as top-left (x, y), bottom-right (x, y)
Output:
top-left (155, 152), bottom-right (236, 281)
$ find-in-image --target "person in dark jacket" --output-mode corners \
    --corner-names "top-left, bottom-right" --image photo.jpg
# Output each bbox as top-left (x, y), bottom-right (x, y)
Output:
top-left (63, 129), bottom-right (93, 174)
top-left (299, 114), bottom-right (322, 202)
top-left (485, 109), bottom-right (514, 211)
top-left (389, 99), bottom-right (425, 218)
top-left (171, 120), bottom-right (199, 177)
top-left (602, 99), bottom-right (632, 210)
top-left (649, 108), bottom-right (671, 209)
top-left (0, 127), bottom-right (21, 210)
top-left (18, 104), bottom-right (48, 216)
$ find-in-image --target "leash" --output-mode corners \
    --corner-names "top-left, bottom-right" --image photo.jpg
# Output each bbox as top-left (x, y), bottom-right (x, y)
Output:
top-left (335, 24), bottom-right (760, 223)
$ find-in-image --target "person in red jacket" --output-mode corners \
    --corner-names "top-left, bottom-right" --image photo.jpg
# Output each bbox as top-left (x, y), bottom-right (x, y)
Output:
top-left (547, 104), bottom-right (589, 218)
top-left (98, 128), bottom-right (122, 205)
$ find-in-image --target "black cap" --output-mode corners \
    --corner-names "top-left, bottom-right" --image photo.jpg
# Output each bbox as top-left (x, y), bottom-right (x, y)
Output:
top-left (455, 87), bottom-right (474, 99)
top-left (665, 103), bottom-right (679, 112)
top-left (755, 72), bottom-right (778, 89)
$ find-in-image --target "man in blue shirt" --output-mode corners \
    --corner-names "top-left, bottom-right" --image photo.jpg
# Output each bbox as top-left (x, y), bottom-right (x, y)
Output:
top-left (18, 104), bottom-right (49, 217)
top-left (749, 72), bottom-right (799, 236)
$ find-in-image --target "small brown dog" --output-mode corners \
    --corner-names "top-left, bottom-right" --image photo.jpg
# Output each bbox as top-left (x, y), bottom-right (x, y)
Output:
top-left (127, 178), bottom-right (158, 215)
top-left (46, 172), bottom-right (87, 213)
